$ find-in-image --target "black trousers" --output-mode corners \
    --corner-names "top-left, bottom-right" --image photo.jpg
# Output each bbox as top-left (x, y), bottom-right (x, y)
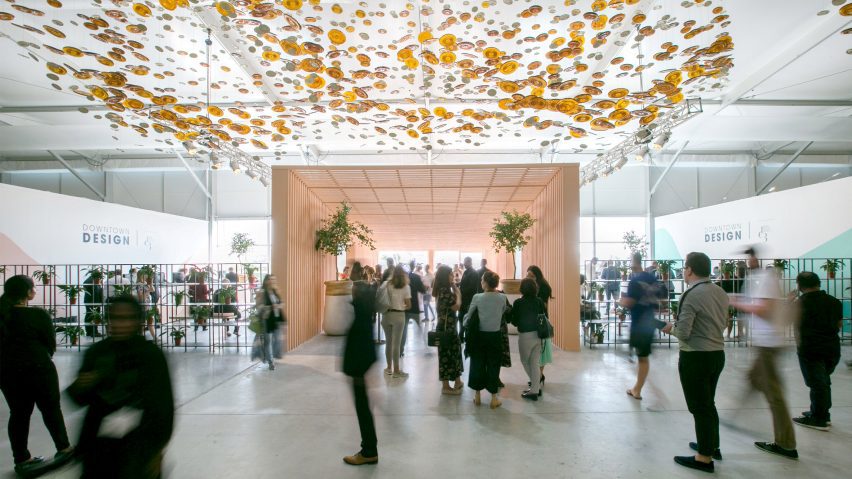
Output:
top-left (468, 332), bottom-right (502, 394)
top-left (678, 350), bottom-right (725, 457)
top-left (798, 353), bottom-right (839, 422)
top-left (1, 366), bottom-right (71, 464)
top-left (351, 376), bottom-right (377, 457)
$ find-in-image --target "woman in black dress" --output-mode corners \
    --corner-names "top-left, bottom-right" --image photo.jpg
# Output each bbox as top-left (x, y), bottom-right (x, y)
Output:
top-left (0, 275), bottom-right (74, 476)
top-left (342, 263), bottom-right (378, 466)
top-left (433, 265), bottom-right (463, 395)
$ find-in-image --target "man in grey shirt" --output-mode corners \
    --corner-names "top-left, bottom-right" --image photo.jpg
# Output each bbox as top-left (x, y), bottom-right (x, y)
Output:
top-left (662, 252), bottom-right (728, 473)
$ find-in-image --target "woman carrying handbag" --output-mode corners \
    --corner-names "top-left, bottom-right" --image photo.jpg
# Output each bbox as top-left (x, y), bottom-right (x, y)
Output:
top-left (511, 278), bottom-right (549, 401)
top-left (430, 266), bottom-right (464, 395)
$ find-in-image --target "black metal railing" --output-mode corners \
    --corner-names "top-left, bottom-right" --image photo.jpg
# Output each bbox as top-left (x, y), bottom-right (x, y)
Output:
top-left (0, 263), bottom-right (270, 352)
top-left (581, 257), bottom-right (851, 349)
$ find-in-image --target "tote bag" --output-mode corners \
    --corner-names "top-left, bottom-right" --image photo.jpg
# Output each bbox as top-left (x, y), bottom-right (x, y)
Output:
top-left (375, 282), bottom-right (391, 314)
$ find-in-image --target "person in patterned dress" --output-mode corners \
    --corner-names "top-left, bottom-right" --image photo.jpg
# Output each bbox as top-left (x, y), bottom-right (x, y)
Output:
top-left (433, 265), bottom-right (464, 395)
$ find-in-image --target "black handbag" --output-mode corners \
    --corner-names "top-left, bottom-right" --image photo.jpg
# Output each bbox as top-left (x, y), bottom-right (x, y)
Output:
top-left (428, 313), bottom-right (456, 347)
top-left (537, 300), bottom-right (554, 339)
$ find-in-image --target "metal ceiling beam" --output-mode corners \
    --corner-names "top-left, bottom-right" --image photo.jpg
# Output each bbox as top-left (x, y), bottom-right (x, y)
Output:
top-left (46, 150), bottom-right (106, 200)
top-left (713, 16), bottom-right (851, 113)
top-left (3, 99), bottom-right (852, 115)
top-left (649, 140), bottom-right (689, 196)
top-left (757, 141), bottom-right (813, 195)
top-left (174, 150), bottom-right (212, 200)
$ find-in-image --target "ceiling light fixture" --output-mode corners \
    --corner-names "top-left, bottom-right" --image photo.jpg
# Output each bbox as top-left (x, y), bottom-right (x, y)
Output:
top-left (580, 98), bottom-right (703, 186)
top-left (182, 141), bottom-right (199, 155)
top-left (209, 152), bottom-right (222, 170)
top-left (230, 159), bottom-right (241, 173)
top-left (651, 130), bottom-right (671, 151)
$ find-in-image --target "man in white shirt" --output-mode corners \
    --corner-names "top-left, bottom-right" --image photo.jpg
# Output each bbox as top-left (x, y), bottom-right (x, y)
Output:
top-left (730, 247), bottom-right (797, 460)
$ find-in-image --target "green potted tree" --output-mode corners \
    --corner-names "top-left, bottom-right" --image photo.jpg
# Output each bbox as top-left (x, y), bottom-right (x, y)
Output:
top-left (58, 285), bottom-right (84, 305)
top-left (622, 230), bottom-right (648, 258)
top-left (489, 210), bottom-right (536, 281)
top-left (315, 203), bottom-right (375, 336)
top-left (230, 233), bottom-right (256, 262)
top-left (63, 326), bottom-right (85, 346)
top-left (32, 266), bottom-right (55, 285)
top-left (242, 263), bottom-right (259, 287)
top-left (657, 260), bottom-right (677, 281)
top-left (821, 259), bottom-right (845, 279)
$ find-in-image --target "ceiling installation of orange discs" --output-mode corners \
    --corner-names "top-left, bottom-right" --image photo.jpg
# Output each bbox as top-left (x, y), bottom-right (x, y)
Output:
top-left (0, 0), bottom-right (739, 154)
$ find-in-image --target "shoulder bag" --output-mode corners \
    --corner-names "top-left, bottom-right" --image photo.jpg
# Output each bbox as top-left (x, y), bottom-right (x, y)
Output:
top-left (375, 282), bottom-right (391, 314)
top-left (427, 312), bottom-right (455, 348)
top-left (536, 300), bottom-right (554, 339)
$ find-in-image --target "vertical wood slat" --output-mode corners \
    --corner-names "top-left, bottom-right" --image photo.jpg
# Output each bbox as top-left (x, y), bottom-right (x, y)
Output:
top-left (522, 165), bottom-right (580, 351)
top-left (272, 168), bottom-right (334, 351)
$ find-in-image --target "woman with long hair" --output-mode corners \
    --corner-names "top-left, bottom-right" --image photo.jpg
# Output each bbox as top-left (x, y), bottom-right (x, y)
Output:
top-left (342, 263), bottom-right (379, 465)
top-left (527, 265), bottom-right (553, 388)
top-left (135, 271), bottom-right (156, 340)
top-left (432, 265), bottom-right (464, 394)
top-left (464, 271), bottom-right (509, 409)
top-left (511, 278), bottom-right (546, 401)
top-left (381, 265), bottom-right (411, 378)
top-left (0, 275), bottom-right (74, 475)
top-left (254, 274), bottom-right (285, 370)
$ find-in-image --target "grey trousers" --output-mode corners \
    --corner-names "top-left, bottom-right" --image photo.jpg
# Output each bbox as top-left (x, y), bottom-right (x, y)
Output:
top-left (518, 332), bottom-right (542, 394)
top-left (381, 311), bottom-right (406, 371)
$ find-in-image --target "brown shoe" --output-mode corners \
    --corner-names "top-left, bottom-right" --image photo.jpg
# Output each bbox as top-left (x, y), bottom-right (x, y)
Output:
top-left (343, 452), bottom-right (378, 466)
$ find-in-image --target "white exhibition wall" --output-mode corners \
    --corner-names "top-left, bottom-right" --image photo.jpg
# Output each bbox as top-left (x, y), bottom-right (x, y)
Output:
top-left (654, 176), bottom-right (852, 260)
top-left (0, 183), bottom-right (208, 265)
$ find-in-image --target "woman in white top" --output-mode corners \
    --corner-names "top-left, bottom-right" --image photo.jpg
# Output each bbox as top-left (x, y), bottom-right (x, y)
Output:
top-left (135, 272), bottom-right (155, 339)
top-left (382, 265), bottom-right (411, 378)
top-left (421, 264), bottom-right (435, 322)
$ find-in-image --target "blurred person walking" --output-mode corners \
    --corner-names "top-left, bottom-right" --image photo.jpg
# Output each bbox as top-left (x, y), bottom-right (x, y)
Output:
top-left (0, 275), bottom-right (75, 477)
top-left (601, 261), bottom-right (621, 316)
top-left (458, 257), bottom-right (479, 329)
top-left (791, 272), bottom-right (842, 431)
top-left (342, 263), bottom-right (379, 466)
top-left (432, 266), bottom-right (464, 395)
top-left (421, 264), bottom-right (436, 322)
top-left (253, 274), bottom-right (285, 370)
top-left (730, 247), bottom-right (798, 460)
top-left (68, 295), bottom-right (174, 479)
top-left (661, 252), bottom-right (728, 473)
top-left (401, 260), bottom-right (426, 357)
top-left (621, 254), bottom-right (665, 401)
top-left (464, 271), bottom-right (509, 409)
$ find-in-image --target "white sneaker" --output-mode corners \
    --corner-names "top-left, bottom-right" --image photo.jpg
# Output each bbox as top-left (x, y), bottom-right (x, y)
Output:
top-left (392, 371), bottom-right (409, 378)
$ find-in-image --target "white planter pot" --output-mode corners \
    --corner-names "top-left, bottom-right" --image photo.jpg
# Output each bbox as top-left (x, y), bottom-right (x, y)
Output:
top-left (501, 279), bottom-right (522, 335)
top-left (322, 281), bottom-right (353, 336)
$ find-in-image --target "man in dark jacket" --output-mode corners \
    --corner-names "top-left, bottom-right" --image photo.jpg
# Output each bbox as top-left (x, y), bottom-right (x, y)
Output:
top-left (476, 258), bottom-right (490, 293)
top-left (401, 260), bottom-right (426, 356)
top-left (792, 272), bottom-right (842, 431)
top-left (343, 264), bottom-right (378, 466)
top-left (459, 257), bottom-right (479, 320)
top-left (68, 296), bottom-right (174, 479)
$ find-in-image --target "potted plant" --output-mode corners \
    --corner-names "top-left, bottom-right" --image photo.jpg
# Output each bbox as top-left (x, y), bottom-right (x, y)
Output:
top-left (315, 202), bottom-right (375, 336)
top-left (657, 260), bottom-right (677, 281)
top-left (139, 264), bottom-right (157, 282)
top-left (87, 307), bottom-right (103, 326)
top-left (243, 263), bottom-right (259, 287)
top-left (112, 284), bottom-right (134, 297)
top-left (58, 285), bottom-right (84, 305)
top-left (63, 326), bottom-right (85, 346)
top-left (772, 259), bottom-right (789, 272)
top-left (192, 305), bottom-right (211, 327)
top-left (593, 328), bottom-right (605, 344)
top-left (489, 210), bottom-right (536, 281)
top-left (720, 261), bottom-right (735, 279)
top-left (230, 233), bottom-right (256, 262)
top-left (170, 328), bottom-right (186, 346)
top-left (84, 266), bottom-right (108, 284)
top-left (32, 266), bottom-right (55, 285)
top-left (219, 286), bottom-right (237, 305)
top-left (821, 259), bottom-right (845, 279)
top-left (622, 230), bottom-right (648, 258)
top-left (618, 265), bottom-right (630, 281)
top-left (172, 290), bottom-right (187, 307)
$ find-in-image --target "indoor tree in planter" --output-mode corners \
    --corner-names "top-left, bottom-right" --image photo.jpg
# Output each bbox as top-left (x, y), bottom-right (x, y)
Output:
top-left (32, 266), bottom-right (55, 285)
top-left (315, 202), bottom-right (376, 279)
top-left (58, 285), bottom-right (84, 305)
top-left (230, 233), bottom-right (256, 262)
top-left (489, 210), bottom-right (536, 279)
top-left (622, 230), bottom-right (648, 258)
top-left (821, 259), bottom-right (845, 279)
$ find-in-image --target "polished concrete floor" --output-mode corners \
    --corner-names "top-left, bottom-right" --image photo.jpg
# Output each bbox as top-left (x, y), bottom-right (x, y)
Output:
top-left (2, 321), bottom-right (851, 478)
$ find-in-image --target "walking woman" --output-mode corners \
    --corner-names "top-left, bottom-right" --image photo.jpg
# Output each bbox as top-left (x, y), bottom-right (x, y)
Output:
top-left (464, 271), bottom-right (509, 409)
top-left (342, 263), bottom-right (379, 466)
top-left (0, 275), bottom-right (74, 476)
top-left (512, 278), bottom-right (545, 401)
top-left (381, 266), bottom-right (411, 378)
top-left (135, 271), bottom-right (156, 340)
top-left (527, 265), bottom-right (553, 387)
top-left (433, 265), bottom-right (464, 395)
top-left (254, 274), bottom-right (285, 370)
top-left (422, 264), bottom-right (436, 322)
